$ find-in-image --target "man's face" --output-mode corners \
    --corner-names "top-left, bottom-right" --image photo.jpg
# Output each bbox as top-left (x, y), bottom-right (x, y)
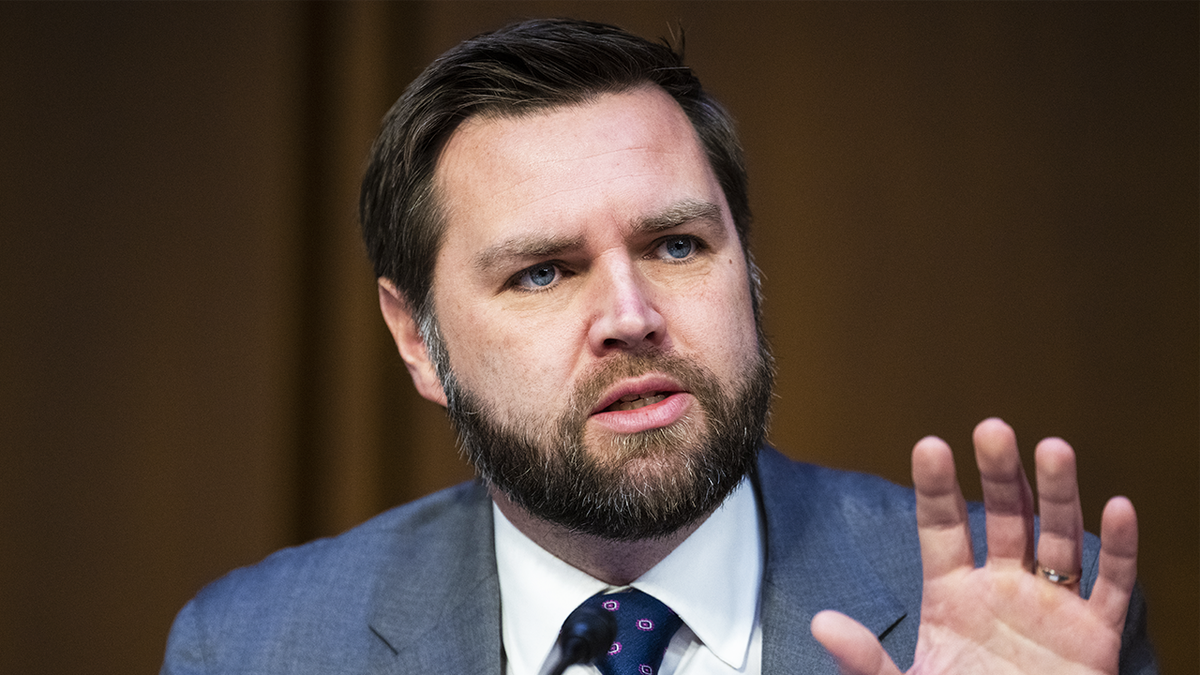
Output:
top-left (425, 86), bottom-right (772, 539)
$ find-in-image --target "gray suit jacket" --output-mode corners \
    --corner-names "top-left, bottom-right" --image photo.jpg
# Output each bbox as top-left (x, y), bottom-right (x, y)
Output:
top-left (162, 448), bottom-right (1156, 674)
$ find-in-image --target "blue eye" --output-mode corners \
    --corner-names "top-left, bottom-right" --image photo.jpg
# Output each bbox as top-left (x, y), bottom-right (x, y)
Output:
top-left (659, 236), bottom-right (697, 260)
top-left (518, 263), bottom-right (559, 289)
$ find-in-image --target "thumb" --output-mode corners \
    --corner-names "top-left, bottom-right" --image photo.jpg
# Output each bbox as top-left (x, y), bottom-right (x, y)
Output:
top-left (811, 610), bottom-right (902, 675)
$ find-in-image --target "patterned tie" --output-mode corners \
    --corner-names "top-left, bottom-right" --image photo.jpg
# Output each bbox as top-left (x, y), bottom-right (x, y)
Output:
top-left (580, 588), bottom-right (683, 675)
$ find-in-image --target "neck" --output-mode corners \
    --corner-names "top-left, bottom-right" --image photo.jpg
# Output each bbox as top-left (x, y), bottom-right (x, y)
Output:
top-left (490, 489), bottom-right (710, 586)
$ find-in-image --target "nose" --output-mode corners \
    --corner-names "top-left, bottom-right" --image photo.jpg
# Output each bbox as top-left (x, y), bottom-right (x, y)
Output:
top-left (586, 256), bottom-right (666, 354)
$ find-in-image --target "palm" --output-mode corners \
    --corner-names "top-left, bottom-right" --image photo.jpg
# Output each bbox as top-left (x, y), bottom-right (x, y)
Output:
top-left (911, 565), bottom-right (1120, 673)
top-left (812, 418), bottom-right (1138, 675)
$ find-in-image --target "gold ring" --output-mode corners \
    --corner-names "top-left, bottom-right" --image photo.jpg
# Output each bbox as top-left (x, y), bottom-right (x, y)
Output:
top-left (1035, 562), bottom-right (1080, 586)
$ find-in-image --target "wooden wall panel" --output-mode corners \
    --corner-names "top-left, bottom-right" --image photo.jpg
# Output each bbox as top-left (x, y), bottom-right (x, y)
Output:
top-left (0, 3), bottom-right (306, 673)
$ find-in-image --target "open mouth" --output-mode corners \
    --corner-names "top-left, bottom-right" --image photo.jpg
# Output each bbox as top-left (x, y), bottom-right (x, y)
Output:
top-left (603, 392), bottom-right (670, 412)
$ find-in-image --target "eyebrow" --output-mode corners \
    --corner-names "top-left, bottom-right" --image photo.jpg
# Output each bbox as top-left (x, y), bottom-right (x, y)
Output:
top-left (631, 199), bottom-right (724, 235)
top-left (471, 199), bottom-right (725, 274)
top-left (473, 233), bottom-right (586, 273)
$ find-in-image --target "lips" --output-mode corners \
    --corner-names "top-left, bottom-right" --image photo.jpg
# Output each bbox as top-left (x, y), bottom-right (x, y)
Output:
top-left (591, 375), bottom-right (685, 416)
top-left (588, 375), bottom-right (693, 434)
top-left (604, 392), bottom-right (669, 412)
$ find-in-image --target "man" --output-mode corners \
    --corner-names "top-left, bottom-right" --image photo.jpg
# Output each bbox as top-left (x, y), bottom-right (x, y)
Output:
top-left (162, 18), bottom-right (1154, 675)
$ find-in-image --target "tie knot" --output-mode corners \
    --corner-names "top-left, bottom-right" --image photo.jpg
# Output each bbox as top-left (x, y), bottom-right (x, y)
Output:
top-left (579, 589), bottom-right (682, 675)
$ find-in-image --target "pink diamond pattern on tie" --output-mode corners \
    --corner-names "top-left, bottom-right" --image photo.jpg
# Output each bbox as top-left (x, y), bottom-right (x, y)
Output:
top-left (580, 589), bottom-right (682, 675)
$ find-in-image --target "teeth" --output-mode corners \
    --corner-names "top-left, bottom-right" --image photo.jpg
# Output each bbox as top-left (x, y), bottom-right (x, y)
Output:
top-left (606, 392), bottom-right (667, 412)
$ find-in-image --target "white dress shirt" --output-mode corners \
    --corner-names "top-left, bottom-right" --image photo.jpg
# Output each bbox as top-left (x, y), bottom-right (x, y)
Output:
top-left (495, 478), bottom-right (764, 675)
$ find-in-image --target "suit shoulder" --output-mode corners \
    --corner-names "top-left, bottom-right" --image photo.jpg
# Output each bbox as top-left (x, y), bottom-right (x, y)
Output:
top-left (197, 479), bottom-right (489, 600)
top-left (754, 447), bottom-right (986, 566)
top-left (757, 447), bottom-right (918, 515)
top-left (163, 480), bottom-right (493, 672)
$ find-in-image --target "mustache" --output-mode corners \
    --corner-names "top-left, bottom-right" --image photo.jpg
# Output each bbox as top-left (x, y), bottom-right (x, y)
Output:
top-left (562, 352), bottom-right (724, 422)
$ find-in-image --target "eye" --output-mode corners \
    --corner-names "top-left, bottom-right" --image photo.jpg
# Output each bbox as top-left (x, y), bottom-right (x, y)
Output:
top-left (513, 262), bottom-right (562, 290)
top-left (655, 235), bottom-right (700, 261)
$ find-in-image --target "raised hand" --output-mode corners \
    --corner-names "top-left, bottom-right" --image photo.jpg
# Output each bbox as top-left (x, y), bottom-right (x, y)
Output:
top-left (811, 418), bottom-right (1139, 675)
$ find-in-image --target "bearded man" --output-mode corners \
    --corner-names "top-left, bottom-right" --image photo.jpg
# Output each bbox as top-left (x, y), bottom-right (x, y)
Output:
top-left (162, 18), bottom-right (1155, 675)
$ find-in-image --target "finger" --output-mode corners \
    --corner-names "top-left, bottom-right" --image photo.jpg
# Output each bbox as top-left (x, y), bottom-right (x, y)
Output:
top-left (912, 436), bottom-right (974, 579)
top-left (974, 418), bottom-right (1035, 570)
top-left (811, 610), bottom-right (903, 675)
top-left (1033, 437), bottom-right (1084, 590)
top-left (1089, 496), bottom-right (1138, 628)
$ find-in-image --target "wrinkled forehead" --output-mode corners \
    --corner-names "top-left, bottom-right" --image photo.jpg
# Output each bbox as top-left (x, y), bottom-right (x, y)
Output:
top-left (430, 86), bottom-right (723, 241)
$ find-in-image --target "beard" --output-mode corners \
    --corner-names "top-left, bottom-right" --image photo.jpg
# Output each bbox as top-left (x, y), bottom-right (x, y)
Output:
top-left (434, 338), bottom-right (775, 541)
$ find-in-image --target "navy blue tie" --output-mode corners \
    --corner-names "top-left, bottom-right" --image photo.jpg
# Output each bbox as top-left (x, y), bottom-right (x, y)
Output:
top-left (580, 588), bottom-right (683, 675)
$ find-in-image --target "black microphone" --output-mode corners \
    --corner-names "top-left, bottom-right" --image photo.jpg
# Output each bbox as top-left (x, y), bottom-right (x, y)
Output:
top-left (541, 603), bottom-right (618, 675)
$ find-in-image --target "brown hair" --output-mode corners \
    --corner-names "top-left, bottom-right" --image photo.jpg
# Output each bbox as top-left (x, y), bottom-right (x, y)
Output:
top-left (360, 18), bottom-right (754, 327)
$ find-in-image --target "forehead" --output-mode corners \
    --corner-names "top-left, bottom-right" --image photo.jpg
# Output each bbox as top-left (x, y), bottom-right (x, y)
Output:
top-left (431, 86), bottom-right (726, 249)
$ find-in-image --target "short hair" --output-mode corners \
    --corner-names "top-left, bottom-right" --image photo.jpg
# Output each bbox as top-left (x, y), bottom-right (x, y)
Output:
top-left (359, 18), bottom-right (753, 325)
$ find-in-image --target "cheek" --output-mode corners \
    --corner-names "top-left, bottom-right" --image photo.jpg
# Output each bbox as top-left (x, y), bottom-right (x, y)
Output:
top-left (691, 266), bottom-right (760, 369)
top-left (443, 309), bottom-right (578, 400)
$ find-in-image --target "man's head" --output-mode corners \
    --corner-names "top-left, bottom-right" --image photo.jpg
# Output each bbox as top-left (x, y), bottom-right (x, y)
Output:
top-left (360, 18), bottom-right (755, 330)
top-left (363, 19), bottom-right (773, 540)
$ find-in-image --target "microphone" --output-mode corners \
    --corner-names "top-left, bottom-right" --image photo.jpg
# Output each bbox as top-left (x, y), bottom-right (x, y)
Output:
top-left (540, 603), bottom-right (618, 675)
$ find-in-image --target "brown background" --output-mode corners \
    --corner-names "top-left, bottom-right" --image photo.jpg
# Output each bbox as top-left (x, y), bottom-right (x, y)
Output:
top-left (1, 2), bottom-right (1195, 673)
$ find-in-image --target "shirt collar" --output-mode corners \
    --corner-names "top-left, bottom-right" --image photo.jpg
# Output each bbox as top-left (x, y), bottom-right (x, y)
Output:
top-left (494, 477), bottom-right (763, 674)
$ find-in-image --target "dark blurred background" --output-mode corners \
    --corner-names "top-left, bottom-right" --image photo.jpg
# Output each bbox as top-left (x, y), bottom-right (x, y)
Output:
top-left (1, 2), bottom-right (1195, 673)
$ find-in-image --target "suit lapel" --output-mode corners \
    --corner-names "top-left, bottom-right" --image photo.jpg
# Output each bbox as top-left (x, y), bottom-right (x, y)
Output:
top-left (754, 449), bottom-right (912, 672)
top-left (365, 482), bottom-right (504, 674)
top-left (356, 451), bottom-right (916, 674)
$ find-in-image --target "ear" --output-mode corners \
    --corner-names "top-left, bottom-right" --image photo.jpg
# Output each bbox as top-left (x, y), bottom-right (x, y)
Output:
top-left (377, 279), bottom-right (448, 407)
